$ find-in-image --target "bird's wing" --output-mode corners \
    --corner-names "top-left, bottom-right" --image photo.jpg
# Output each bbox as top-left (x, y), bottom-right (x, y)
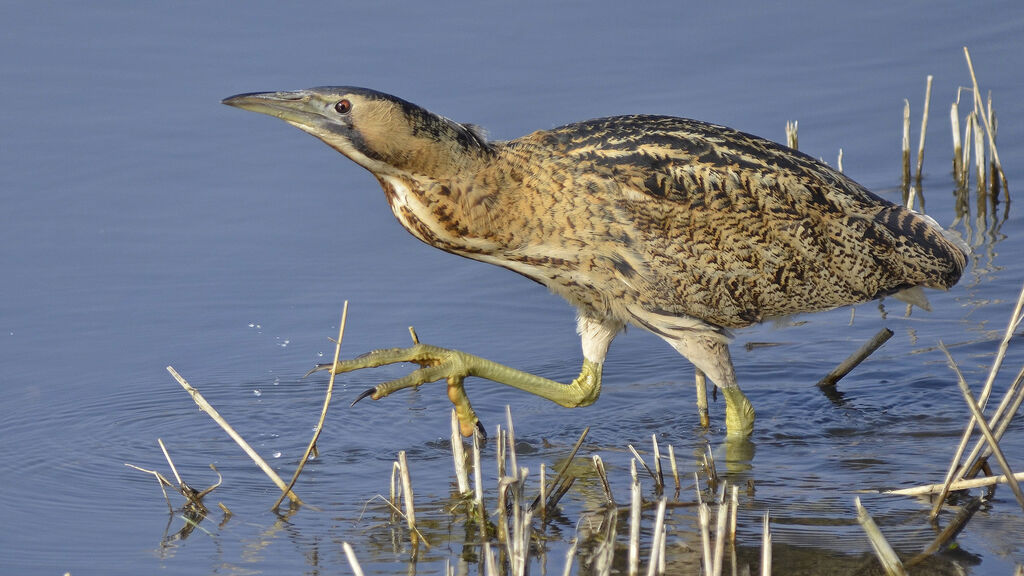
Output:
top-left (523, 116), bottom-right (964, 328)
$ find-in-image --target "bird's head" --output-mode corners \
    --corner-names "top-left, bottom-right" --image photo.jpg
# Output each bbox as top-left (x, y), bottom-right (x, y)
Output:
top-left (222, 86), bottom-right (489, 177)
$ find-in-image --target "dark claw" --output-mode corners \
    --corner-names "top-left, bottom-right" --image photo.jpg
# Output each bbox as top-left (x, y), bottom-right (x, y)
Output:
top-left (351, 387), bottom-right (377, 407)
top-left (303, 363), bottom-right (331, 378)
top-left (475, 420), bottom-right (488, 441)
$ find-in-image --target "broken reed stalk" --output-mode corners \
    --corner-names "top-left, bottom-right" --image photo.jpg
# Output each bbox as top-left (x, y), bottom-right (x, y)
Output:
top-left (909, 495), bottom-right (985, 565)
top-left (450, 409), bottom-right (471, 495)
top-left (561, 539), bottom-right (579, 576)
top-left (914, 75), bottom-right (933, 189)
top-left (125, 463), bottom-right (176, 512)
top-left (166, 365), bottom-right (303, 506)
top-left (273, 301), bottom-right (348, 511)
top-left (645, 498), bottom-right (667, 576)
top-left (159, 438), bottom-right (184, 487)
top-left (629, 444), bottom-right (658, 486)
top-left (729, 485), bottom-right (739, 543)
top-left (695, 368), bottom-right (710, 428)
top-left (785, 120), bottom-right (798, 150)
top-left (855, 497), bottom-right (908, 576)
top-left (816, 327), bottom-right (894, 389)
top-left (902, 99), bottom-right (912, 201)
top-left (629, 459), bottom-right (642, 576)
top-left (698, 502), bottom-right (713, 576)
top-left (951, 102), bottom-right (964, 188)
top-left (342, 542), bottom-right (366, 576)
top-left (974, 112), bottom-right (987, 197)
top-left (703, 444), bottom-right (718, 489)
top-left (713, 485), bottom-right (728, 576)
top-left (472, 432), bottom-right (486, 523)
top-left (941, 344), bottom-right (1024, 512)
top-left (532, 426), bottom-right (588, 512)
top-left (931, 282), bottom-right (1024, 518)
top-left (884, 470), bottom-right (1024, 496)
top-left (505, 406), bottom-right (518, 476)
top-left (963, 46), bottom-right (1008, 198)
top-left (668, 444), bottom-right (680, 496)
top-left (397, 450), bottom-right (423, 549)
top-left (761, 511), bottom-right (772, 576)
top-left (592, 455), bottom-right (614, 505)
top-left (906, 185), bottom-right (919, 213)
top-left (651, 434), bottom-right (664, 493)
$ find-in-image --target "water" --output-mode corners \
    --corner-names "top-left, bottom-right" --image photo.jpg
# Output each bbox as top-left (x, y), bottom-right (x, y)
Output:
top-left (2, 1), bottom-right (1023, 574)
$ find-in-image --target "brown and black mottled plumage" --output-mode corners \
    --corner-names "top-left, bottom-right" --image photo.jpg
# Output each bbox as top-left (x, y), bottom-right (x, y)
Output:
top-left (223, 87), bottom-right (968, 436)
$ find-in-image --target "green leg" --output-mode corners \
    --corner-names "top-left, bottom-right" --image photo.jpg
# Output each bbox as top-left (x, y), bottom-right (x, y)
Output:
top-left (666, 333), bottom-right (756, 437)
top-left (308, 344), bottom-right (604, 436)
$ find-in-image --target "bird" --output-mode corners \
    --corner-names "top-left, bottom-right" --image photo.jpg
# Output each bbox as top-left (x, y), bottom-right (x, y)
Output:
top-left (222, 86), bottom-right (968, 438)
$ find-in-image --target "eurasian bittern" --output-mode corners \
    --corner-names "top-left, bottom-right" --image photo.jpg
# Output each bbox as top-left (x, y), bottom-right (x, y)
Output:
top-left (223, 87), bottom-right (967, 437)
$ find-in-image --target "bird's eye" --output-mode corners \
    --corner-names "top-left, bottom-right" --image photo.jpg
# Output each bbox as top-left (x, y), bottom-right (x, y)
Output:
top-left (335, 99), bottom-right (352, 114)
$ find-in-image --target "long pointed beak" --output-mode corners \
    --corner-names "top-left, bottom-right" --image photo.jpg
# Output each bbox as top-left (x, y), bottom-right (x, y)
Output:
top-left (222, 90), bottom-right (322, 127)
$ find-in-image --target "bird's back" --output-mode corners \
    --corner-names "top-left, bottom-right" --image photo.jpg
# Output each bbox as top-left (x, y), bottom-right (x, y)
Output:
top-left (494, 115), bottom-right (967, 330)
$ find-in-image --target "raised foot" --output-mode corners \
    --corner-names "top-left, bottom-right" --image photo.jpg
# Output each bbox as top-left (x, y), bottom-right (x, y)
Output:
top-left (306, 344), bottom-right (485, 437)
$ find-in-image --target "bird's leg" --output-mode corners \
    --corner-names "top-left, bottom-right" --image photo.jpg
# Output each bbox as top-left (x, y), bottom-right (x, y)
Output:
top-left (446, 374), bottom-right (483, 438)
top-left (306, 315), bottom-right (620, 436)
top-left (666, 333), bottom-right (755, 437)
top-left (307, 344), bottom-right (605, 436)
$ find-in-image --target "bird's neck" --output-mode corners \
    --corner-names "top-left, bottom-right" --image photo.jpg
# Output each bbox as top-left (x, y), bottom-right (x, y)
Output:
top-left (375, 164), bottom-right (501, 258)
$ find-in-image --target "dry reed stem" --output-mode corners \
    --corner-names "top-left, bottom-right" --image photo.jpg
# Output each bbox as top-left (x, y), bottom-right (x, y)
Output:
top-left (932, 281), bottom-right (1024, 517)
top-left (651, 434), bottom-right (664, 492)
top-left (729, 485), bottom-right (738, 543)
top-left (273, 302), bottom-right (348, 510)
top-left (166, 365), bottom-right (303, 506)
top-left (713, 485), bottom-right (728, 576)
top-left (125, 463), bottom-right (176, 512)
top-left (646, 498), bottom-right (667, 576)
top-left (884, 470), bottom-right (1024, 496)
top-left (532, 426), bottom-right (588, 512)
top-left (963, 46), bottom-right (1008, 197)
top-left (484, 542), bottom-right (498, 576)
top-left (902, 99), bottom-right (912, 199)
top-left (942, 344), bottom-right (1024, 511)
top-left (397, 450), bottom-right (422, 549)
top-left (838, 148), bottom-right (844, 173)
top-left (785, 120), bottom-right (798, 150)
top-left (704, 444), bottom-right (718, 488)
top-left (974, 112), bottom-right (987, 197)
top-left (158, 438), bottom-right (183, 487)
top-left (342, 542), bottom-right (366, 576)
top-left (629, 459), bottom-right (642, 576)
top-left (951, 102), bottom-right (964, 187)
top-left (628, 444), bottom-right (656, 483)
top-left (562, 538), bottom-right (579, 576)
top-left (389, 461), bottom-right (401, 518)
top-left (909, 495), bottom-right (984, 565)
top-left (592, 455), bottom-right (614, 505)
top-left (668, 445), bottom-right (680, 496)
top-left (538, 462), bottom-right (546, 518)
top-left (505, 406), bottom-right (518, 475)
top-left (915, 75), bottom-right (933, 188)
top-left (761, 511), bottom-right (772, 576)
top-left (699, 503), bottom-right (713, 576)
top-left (816, 327), bottom-right (894, 388)
top-left (473, 432), bottom-right (485, 521)
top-left (855, 497), bottom-right (908, 576)
top-left (450, 409), bottom-right (471, 495)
